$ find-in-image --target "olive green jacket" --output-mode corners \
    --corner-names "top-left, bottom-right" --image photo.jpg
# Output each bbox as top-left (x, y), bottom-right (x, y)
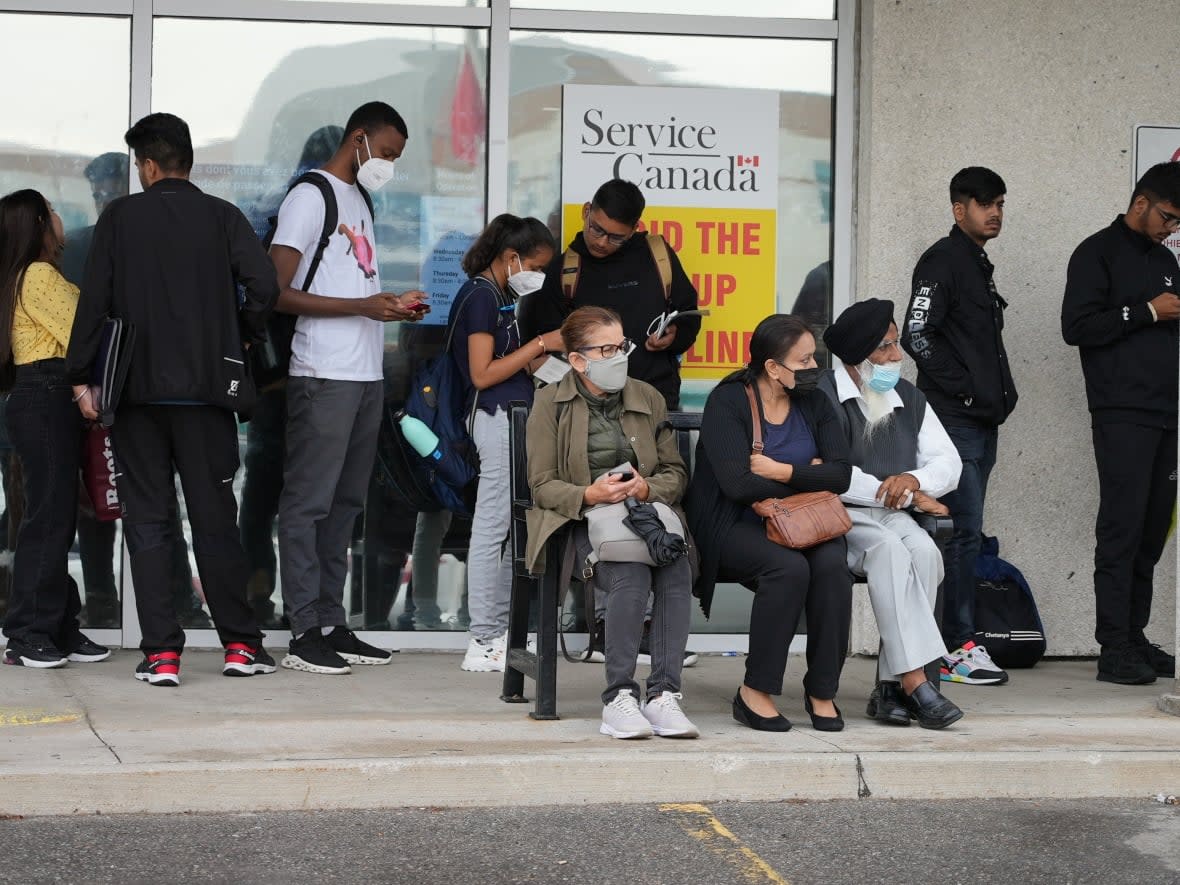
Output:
top-left (524, 371), bottom-right (688, 575)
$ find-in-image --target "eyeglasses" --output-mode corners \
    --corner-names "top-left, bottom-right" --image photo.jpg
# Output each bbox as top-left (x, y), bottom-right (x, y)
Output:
top-left (874, 338), bottom-right (902, 352)
top-left (585, 217), bottom-right (633, 247)
top-left (1153, 204), bottom-right (1180, 231)
top-left (577, 338), bottom-right (635, 359)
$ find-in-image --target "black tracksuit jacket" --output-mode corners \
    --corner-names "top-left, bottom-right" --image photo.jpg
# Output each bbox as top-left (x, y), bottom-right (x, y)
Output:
top-left (1061, 216), bottom-right (1179, 429)
top-left (65, 178), bottom-right (278, 415)
top-left (902, 225), bottom-right (1018, 427)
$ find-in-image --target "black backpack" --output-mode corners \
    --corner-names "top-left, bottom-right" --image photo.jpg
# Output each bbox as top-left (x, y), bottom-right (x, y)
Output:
top-left (251, 171), bottom-right (373, 388)
top-left (972, 535), bottom-right (1047, 668)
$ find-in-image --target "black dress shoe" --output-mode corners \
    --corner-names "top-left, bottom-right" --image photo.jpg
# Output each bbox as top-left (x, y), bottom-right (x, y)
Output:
top-left (902, 681), bottom-right (964, 730)
top-left (866, 681), bottom-right (911, 726)
top-left (732, 689), bottom-right (792, 732)
top-left (804, 696), bottom-right (844, 732)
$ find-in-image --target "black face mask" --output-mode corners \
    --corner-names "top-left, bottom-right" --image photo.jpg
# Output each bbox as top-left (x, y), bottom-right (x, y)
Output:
top-left (784, 366), bottom-right (821, 396)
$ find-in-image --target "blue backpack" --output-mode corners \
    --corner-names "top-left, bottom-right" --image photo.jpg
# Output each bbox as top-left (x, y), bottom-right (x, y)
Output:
top-left (400, 277), bottom-right (509, 516)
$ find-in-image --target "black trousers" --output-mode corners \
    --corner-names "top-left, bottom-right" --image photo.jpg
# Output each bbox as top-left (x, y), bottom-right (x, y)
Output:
top-left (1092, 422), bottom-right (1177, 649)
top-left (112, 404), bottom-right (261, 653)
top-left (717, 518), bottom-right (852, 699)
top-left (3, 360), bottom-right (83, 651)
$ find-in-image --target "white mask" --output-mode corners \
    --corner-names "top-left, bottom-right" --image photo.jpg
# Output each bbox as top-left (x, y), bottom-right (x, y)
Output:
top-left (581, 350), bottom-right (630, 392)
top-left (507, 256), bottom-right (545, 296)
top-left (356, 134), bottom-right (395, 191)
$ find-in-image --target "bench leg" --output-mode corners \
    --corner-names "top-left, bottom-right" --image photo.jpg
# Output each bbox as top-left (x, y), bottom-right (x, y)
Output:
top-left (500, 571), bottom-right (532, 704)
top-left (530, 552), bottom-right (560, 720)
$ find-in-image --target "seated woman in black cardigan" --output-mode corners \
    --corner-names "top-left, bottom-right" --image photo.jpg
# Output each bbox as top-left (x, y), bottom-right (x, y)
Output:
top-left (686, 314), bottom-right (853, 732)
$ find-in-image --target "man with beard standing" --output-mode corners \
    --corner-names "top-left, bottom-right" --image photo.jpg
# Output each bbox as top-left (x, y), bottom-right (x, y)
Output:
top-left (901, 166), bottom-right (1017, 687)
top-left (820, 299), bottom-right (965, 729)
top-left (1062, 161), bottom-right (1180, 685)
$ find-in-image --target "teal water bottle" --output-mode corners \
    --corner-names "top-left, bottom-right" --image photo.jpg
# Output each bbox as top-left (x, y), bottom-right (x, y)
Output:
top-left (398, 411), bottom-right (442, 461)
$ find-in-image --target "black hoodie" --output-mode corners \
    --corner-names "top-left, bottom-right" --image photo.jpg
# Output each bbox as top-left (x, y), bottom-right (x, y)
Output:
top-left (1061, 216), bottom-right (1179, 428)
top-left (518, 231), bottom-right (700, 410)
top-left (902, 226), bottom-right (1018, 427)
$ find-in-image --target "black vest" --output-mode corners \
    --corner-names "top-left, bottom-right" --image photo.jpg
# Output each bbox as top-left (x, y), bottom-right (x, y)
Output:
top-left (819, 370), bottom-right (925, 482)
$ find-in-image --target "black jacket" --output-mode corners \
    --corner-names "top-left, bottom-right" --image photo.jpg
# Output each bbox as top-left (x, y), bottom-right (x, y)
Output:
top-left (684, 380), bottom-right (852, 618)
top-left (518, 231), bottom-right (700, 410)
top-left (901, 226), bottom-right (1018, 427)
top-left (66, 178), bottom-right (278, 415)
top-left (1061, 216), bottom-right (1180, 428)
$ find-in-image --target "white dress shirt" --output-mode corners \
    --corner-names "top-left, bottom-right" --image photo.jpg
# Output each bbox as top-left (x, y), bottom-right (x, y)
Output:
top-left (833, 366), bottom-right (962, 507)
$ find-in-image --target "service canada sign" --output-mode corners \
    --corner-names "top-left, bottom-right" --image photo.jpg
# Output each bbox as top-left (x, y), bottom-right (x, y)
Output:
top-left (561, 84), bottom-right (779, 380)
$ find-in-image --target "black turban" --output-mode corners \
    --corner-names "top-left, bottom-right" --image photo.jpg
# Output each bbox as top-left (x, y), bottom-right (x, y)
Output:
top-left (822, 298), bottom-right (896, 365)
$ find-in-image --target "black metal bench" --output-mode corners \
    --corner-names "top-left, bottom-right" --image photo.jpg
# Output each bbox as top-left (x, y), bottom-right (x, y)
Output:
top-left (500, 399), bottom-right (950, 719)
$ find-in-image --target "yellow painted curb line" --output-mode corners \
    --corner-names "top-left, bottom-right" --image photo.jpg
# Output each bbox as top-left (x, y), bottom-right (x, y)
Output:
top-left (0, 709), bottom-right (81, 728)
top-left (661, 802), bottom-right (790, 884)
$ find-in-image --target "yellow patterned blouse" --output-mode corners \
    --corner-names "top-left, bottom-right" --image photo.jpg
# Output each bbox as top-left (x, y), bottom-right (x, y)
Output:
top-left (11, 261), bottom-right (78, 364)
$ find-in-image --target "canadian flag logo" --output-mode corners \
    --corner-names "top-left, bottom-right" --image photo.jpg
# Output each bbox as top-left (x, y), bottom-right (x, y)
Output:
top-left (736, 155), bottom-right (760, 167)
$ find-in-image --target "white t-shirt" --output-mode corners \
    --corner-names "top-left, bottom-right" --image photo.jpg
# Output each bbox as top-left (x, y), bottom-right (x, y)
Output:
top-left (271, 170), bottom-right (383, 381)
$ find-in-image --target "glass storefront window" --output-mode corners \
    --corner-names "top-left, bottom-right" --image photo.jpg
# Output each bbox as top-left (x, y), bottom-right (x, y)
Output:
top-left (508, 29), bottom-right (835, 633)
top-left (153, 18), bottom-right (488, 633)
top-left (513, 0), bottom-right (834, 17)
top-left (0, 12), bottom-right (131, 633)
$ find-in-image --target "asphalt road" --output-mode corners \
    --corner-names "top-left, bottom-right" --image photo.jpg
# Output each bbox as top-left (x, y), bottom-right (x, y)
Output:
top-left (4, 798), bottom-right (1179, 884)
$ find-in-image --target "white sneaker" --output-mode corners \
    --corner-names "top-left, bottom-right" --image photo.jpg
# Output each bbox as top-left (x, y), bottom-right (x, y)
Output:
top-left (461, 635), bottom-right (505, 672)
top-left (642, 691), bottom-right (700, 738)
top-left (599, 688), bottom-right (653, 739)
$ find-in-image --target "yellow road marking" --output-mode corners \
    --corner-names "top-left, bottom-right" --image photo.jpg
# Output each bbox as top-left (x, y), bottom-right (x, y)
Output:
top-left (0, 709), bottom-right (81, 728)
top-left (661, 802), bottom-right (790, 884)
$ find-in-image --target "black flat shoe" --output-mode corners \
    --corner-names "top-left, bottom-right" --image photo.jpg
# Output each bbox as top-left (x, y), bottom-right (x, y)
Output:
top-left (866, 681), bottom-right (911, 726)
top-left (902, 681), bottom-right (964, 730)
top-left (805, 696), bottom-right (845, 732)
top-left (732, 689), bottom-right (792, 732)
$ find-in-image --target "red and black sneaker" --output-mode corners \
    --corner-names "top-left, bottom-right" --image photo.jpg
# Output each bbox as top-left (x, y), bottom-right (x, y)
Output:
top-left (135, 651), bottom-right (181, 687)
top-left (223, 643), bottom-right (277, 677)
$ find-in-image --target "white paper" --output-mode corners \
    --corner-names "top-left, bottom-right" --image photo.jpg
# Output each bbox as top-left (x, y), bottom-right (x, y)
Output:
top-left (532, 355), bottom-right (572, 385)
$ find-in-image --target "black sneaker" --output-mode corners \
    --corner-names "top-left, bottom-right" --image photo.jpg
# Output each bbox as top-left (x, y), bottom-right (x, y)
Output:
top-left (3, 636), bottom-right (68, 669)
top-left (223, 642), bottom-right (277, 676)
top-left (325, 627), bottom-right (393, 665)
top-left (636, 622), bottom-right (699, 668)
top-left (67, 635), bottom-right (111, 663)
top-left (134, 651), bottom-right (181, 686)
top-left (1136, 642), bottom-right (1176, 678)
top-left (1096, 644), bottom-right (1157, 685)
top-left (281, 628), bottom-right (351, 675)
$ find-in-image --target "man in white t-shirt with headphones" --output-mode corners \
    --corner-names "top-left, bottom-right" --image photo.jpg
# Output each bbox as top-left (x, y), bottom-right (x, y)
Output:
top-left (269, 101), bottom-right (427, 674)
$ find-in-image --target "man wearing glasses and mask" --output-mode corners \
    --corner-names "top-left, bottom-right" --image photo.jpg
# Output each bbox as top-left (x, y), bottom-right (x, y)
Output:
top-left (521, 178), bottom-right (700, 411)
top-left (1062, 160), bottom-right (1180, 686)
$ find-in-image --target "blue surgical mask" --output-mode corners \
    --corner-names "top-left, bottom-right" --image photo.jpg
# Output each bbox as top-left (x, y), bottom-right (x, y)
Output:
top-left (865, 361), bottom-right (902, 393)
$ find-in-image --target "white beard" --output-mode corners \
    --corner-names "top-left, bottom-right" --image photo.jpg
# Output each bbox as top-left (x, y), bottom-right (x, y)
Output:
top-left (856, 361), bottom-right (897, 431)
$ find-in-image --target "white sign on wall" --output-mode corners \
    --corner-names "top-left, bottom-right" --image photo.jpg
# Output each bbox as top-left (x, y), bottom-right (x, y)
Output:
top-left (1133, 124), bottom-right (1180, 262)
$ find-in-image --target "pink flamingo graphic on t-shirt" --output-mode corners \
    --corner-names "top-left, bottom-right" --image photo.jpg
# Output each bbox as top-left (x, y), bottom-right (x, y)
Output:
top-left (339, 219), bottom-right (377, 279)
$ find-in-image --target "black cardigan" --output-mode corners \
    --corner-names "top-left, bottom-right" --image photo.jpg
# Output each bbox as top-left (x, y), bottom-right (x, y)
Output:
top-left (684, 380), bottom-right (852, 617)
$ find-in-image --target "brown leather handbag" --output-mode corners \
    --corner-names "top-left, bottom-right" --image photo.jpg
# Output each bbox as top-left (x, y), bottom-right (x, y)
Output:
top-left (745, 384), bottom-right (851, 550)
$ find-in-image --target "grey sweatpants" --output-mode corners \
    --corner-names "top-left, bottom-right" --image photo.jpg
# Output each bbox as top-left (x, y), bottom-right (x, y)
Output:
top-left (278, 377), bottom-right (382, 637)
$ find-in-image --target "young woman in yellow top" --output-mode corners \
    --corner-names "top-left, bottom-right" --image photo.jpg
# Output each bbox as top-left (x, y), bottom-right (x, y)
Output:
top-left (0, 188), bottom-right (108, 668)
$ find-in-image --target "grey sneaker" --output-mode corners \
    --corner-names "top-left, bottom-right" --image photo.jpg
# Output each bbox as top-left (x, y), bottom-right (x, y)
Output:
top-left (642, 691), bottom-right (700, 738)
top-left (599, 688), bottom-right (653, 739)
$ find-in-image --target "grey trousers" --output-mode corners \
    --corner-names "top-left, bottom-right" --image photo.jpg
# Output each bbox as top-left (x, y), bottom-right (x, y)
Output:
top-left (467, 408), bottom-right (513, 641)
top-left (573, 522), bottom-right (692, 704)
top-left (845, 507), bottom-right (947, 680)
top-left (278, 377), bottom-right (382, 637)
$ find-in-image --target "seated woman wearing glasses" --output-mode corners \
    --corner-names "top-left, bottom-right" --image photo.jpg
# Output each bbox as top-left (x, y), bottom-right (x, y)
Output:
top-left (525, 306), bottom-right (698, 740)
top-left (686, 314), bottom-right (853, 732)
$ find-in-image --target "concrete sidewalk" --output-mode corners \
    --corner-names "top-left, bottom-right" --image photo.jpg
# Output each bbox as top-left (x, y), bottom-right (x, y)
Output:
top-left (1, 651), bottom-right (1177, 817)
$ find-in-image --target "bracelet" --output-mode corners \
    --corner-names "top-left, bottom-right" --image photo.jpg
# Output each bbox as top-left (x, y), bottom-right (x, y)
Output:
top-left (536, 336), bottom-right (546, 354)
top-left (72, 389), bottom-right (87, 402)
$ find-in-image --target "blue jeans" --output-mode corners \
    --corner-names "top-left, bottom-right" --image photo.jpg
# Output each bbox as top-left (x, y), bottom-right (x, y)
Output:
top-left (940, 422), bottom-right (998, 650)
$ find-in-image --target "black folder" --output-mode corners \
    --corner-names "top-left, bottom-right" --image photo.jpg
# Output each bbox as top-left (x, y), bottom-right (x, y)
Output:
top-left (90, 317), bottom-right (135, 428)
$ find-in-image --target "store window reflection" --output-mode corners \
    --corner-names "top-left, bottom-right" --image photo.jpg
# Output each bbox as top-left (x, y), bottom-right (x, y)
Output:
top-left (0, 12), bottom-right (130, 633)
top-left (514, 0), bottom-right (833, 16)
top-left (507, 31), bottom-right (835, 634)
top-left (152, 18), bottom-right (488, 633)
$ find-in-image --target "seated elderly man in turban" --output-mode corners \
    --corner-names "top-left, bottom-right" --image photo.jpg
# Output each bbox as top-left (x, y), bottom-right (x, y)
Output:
top-left (817, 299), bottom-right (965, 729)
